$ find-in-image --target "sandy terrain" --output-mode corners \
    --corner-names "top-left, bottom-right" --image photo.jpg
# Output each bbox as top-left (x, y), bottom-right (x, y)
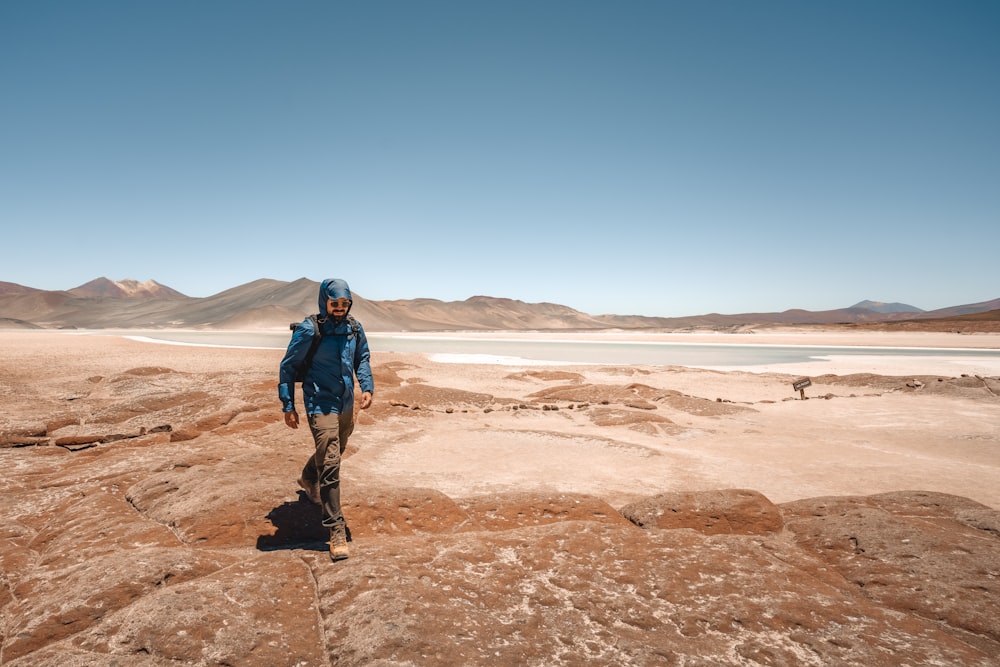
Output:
top-left (354, 331), bottom-right (1000, 509)
top-left (4, 329), bottom-right (998, 509)
top-left (3, 329), bottom-right (999, 665)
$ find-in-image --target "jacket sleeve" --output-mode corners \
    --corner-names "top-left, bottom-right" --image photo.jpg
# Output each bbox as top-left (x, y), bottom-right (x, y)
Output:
top-left (353, 324), bottom-right (374, 394)
top-left (278, 320), bottom-right (314, 411)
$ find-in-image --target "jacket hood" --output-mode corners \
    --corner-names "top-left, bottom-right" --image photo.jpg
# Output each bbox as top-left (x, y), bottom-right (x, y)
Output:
top-left (318, 278), bottom-right (353, 316)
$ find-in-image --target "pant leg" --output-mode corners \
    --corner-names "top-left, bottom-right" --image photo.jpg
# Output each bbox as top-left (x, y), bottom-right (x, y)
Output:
top-left (301, 451), bottom-right (319, 485)
top-left (307, 411), bottom-right (355, 529)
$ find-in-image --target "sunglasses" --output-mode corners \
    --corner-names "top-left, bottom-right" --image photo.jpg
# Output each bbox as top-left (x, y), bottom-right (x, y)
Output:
top-left (328, 299), bottom-right (351, 309)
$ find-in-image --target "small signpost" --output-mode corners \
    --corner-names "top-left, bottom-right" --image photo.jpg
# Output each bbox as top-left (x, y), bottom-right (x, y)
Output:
top-left (792, 377), bottom-right (812, 400)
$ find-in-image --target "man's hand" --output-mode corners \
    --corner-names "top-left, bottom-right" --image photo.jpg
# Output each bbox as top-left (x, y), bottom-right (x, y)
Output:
top-left (358, 391), bottom-right (373, 410)
top-left (283, 410), bottom-right (299, 429)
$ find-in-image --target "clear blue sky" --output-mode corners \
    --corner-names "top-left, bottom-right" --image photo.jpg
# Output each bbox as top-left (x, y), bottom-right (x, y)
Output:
top-left (2, 1), bottom-right (998, 317)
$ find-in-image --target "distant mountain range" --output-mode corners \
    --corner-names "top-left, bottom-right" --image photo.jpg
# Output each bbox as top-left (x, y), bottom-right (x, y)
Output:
top-left (1, 277), bottom-right (998, 332)
top-left (68, 277), bottom-right (186, 299)
top-left (848, 300), bottom-right (923, 314)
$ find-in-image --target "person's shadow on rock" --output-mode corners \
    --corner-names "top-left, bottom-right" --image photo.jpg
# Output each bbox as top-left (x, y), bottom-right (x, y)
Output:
top-left (256, 492), bottom-right (328, 552)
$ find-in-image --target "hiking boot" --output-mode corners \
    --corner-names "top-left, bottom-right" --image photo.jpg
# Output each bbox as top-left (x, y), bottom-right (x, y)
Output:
top-left (329, 526), bottom-right (349, 562)
top-left (297, 477), bottom-right (320, 505)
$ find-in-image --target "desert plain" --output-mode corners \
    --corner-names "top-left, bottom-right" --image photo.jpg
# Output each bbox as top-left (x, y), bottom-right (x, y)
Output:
top-left (1, 329), bottom-right (999, 666)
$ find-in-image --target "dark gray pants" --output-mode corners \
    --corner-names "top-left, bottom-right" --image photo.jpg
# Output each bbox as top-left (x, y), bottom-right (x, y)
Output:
top-left (304, 411), bottom-right (354, 529)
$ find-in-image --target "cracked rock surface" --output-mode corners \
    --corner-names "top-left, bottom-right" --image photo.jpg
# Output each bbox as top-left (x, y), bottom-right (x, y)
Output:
top-left (2, 332), bottom-right (998, 666)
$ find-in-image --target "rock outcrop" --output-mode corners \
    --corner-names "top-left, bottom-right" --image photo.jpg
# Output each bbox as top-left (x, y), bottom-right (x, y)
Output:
top-left (2, 336), bottom-right (998, 665)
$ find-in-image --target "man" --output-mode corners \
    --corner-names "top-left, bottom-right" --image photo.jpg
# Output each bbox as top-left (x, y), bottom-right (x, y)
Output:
top-left (279, 278), bottom-right (374, 561)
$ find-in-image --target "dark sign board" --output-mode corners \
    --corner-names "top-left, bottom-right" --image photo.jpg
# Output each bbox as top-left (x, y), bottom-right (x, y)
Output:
top-left (792, 378), bottom-right (812, 391)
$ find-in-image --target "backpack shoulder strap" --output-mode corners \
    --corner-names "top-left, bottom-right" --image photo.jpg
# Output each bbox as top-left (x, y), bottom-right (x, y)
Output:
top-left (299, 314), bottom-right (324, 377)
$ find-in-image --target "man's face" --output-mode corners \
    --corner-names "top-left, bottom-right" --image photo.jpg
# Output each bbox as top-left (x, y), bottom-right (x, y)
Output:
top-left (327, 298), bottom-right (350, 316)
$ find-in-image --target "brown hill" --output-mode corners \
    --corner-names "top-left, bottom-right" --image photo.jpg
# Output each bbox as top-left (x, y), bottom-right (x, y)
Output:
top-left (358, 295), bottom-right (613, 331)
top-left (0, 281), bottom-right (42, 296)
top-left (918, 297), bottom-right (1000, 318)
top-left (2, 278), bottom-right (999, 332)
top-left (0, 317), bottom-right (42, 329)
top-left (830, 308), bottom-right (1000, 333)
top-left (69, 277), bottom-right (187, 299)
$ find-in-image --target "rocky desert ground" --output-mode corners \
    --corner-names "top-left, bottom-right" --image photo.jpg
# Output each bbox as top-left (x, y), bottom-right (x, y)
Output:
top-left (1, 330), bottom-right (999, 666)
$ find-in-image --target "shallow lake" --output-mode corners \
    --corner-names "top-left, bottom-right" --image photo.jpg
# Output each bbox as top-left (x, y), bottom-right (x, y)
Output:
top-left (117, 330), bottom-right (1000, 370)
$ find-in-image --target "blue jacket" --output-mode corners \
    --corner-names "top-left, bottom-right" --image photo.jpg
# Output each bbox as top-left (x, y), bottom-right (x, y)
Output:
top-left (278, 279), bottom-right (374, 415)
